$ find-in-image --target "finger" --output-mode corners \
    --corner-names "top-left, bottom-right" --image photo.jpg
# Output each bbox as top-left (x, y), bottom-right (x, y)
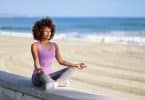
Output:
top-left (75, 66), bottom-right (80, 69)
top-left (81, 65), bottom-right (87, 68)
top-left (78, 66), bottom-right (83, 70)
top-left (83, 65), bottom-right (87, 68)
top-left (80, 66), bottom-right (84, 70)
top-left (79, 66), bottom-right (83, 70)
top-left (80, 63), bottom-right (84, 65)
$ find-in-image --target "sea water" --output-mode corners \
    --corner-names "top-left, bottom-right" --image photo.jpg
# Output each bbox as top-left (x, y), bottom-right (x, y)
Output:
top-left (0, 17), bottom-right (145, 45)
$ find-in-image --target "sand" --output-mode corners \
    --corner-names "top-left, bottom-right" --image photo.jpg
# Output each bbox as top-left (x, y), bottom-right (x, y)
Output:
top-left (0, 35), bottom-right (145, 100)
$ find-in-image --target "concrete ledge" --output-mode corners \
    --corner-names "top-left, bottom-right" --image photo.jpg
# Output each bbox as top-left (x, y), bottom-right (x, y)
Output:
top-left (0, 71), bottom-right (113, 100)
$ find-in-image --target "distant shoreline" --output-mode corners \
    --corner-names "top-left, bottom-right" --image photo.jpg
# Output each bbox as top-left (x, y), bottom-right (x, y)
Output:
top-left (1, 31), bottom-right (145, 46)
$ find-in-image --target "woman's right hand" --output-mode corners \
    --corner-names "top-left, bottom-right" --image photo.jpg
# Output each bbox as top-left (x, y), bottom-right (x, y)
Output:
top-left (36, 68), bottom-right (44, 74)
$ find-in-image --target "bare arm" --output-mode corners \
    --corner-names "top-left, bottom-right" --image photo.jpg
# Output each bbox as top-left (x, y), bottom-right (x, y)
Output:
top-left (31, 43), bottom-right (42, 70)
top-left (54, 43), bottom-right (87, 69)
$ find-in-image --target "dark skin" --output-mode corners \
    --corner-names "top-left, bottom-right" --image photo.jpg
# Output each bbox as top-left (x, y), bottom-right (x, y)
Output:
top-left (31, 27), bottom-right (87, 86)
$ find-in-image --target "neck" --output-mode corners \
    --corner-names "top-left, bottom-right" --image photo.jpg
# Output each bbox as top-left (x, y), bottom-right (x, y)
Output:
top-left (40, 39), bottom-right (49, 44)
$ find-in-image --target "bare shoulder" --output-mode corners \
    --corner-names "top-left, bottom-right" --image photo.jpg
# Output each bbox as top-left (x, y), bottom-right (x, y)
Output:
top-left (31, 42), bottom-right (39, 49)
top-left (51, 42), bottom-right (58, 47)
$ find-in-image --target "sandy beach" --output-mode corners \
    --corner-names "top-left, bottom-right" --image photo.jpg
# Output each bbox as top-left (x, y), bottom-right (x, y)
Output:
top-left (0, 35), bottom-right (145, 100)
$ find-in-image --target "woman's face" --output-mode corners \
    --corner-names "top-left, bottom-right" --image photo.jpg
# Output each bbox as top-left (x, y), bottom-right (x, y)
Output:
top-left (41, 27), bottom-right (52, 40)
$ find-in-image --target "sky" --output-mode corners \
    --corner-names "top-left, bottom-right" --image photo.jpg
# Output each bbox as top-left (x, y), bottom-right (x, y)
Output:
top-left (0, 0), bottom-right (145, 17)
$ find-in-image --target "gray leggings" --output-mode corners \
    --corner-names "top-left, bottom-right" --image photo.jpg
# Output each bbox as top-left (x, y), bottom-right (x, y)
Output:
top-left (31, 67), bottom-right (75, 87)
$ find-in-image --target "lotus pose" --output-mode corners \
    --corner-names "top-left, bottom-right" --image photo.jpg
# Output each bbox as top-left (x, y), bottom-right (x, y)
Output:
top-left (31, 17), bottom-right (87, 90)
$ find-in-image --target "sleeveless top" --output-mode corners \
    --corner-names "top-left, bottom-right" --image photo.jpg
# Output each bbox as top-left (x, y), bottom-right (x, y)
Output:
top-left (33, 41), bottom-right (56, 74)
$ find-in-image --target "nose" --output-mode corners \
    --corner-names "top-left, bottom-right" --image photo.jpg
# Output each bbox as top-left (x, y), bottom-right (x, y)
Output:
top-left (48, 32), bottom-right (51, 36)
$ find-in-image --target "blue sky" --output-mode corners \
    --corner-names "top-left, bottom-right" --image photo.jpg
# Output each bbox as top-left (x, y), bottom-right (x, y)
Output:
top-left (0, 0), bottom-right (145, 17)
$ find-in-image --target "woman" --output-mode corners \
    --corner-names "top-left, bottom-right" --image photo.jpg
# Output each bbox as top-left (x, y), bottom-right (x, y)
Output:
top-left (31, 17), bottom-right (87, 90)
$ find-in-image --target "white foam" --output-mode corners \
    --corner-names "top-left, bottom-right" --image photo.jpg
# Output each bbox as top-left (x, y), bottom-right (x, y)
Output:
top-left (1, 30), bottom-right (145, 46)
top-left (81, 34), bottom-right (145, 46)
top-left (0, 30), bottom-right (32, 38)
top-left (79, 31), bottom-right (145, 46)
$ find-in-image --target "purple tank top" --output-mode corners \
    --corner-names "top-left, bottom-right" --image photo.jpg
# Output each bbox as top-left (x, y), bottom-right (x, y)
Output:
top-left (33, 41), bottom-right (56, 74)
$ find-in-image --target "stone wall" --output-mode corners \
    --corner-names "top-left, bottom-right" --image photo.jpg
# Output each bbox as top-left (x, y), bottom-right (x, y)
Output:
top-left (0, 71), bottom-right (108, 100)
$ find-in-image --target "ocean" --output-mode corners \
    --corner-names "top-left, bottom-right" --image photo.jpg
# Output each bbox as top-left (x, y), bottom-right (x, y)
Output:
top-left (0, 17), bottom-right (145, 45)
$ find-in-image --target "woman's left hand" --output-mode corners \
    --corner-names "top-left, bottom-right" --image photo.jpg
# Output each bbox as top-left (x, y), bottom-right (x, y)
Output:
top-left (75, 63), bottom-right (87, 70)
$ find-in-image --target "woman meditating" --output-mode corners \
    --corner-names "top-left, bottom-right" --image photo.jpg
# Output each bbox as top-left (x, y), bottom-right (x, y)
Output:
top-left (31, 17), bottom-right (87, 90)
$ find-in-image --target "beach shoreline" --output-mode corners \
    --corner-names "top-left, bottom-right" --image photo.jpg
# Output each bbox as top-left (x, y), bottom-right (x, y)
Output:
top-left (0, 34), bottom-right (145, 99)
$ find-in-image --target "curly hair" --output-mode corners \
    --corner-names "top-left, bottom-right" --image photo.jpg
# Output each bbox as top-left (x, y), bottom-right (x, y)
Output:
top-left (32, 17), bottom-right (55, 40)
